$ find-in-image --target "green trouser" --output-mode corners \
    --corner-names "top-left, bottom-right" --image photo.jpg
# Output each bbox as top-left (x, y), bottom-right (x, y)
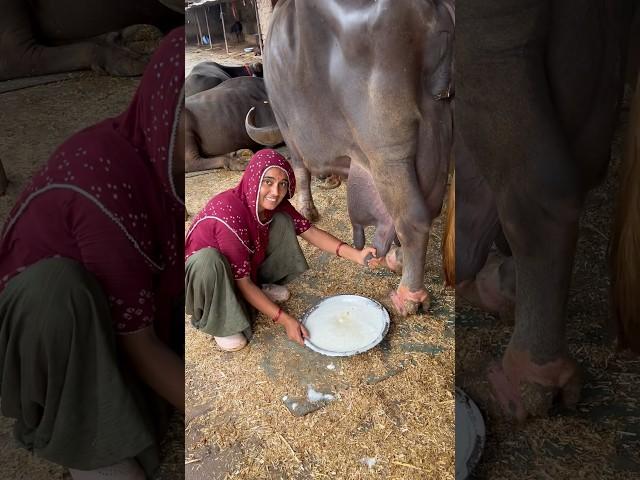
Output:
top-left (185, 212), bottom-right (309, 338)
top-left (0, 257), bottom-right (173, 478)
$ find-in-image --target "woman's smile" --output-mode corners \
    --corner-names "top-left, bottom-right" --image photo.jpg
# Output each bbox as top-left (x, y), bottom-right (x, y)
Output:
top-left (258, 166), bottom-right (289, 213)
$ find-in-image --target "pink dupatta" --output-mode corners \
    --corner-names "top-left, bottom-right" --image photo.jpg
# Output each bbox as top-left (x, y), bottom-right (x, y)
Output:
top-left (185, 149), bottom-right (311, 281)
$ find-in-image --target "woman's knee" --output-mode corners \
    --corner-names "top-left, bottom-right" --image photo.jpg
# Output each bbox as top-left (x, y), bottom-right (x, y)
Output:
top-left (186, 248), bottom-right (231, 289)
top-left (268, 213), bottom-right (295, 242)
top-left (21, 257), bottom-right (106, 303)
top-left (3, 258), bottom-right (110, 340)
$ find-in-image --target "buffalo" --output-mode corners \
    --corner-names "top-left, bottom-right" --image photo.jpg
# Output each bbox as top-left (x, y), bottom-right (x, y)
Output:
top-left (455, 0), bottom-right (638, 420)
top-left (185, 76), bottom-right (282, 173)
top-left (0, 0), bottom-right (183, 81)
top-left (252, 0), bottom-right (455, 316)
top-left (185, 61), bottom-right (263, 97)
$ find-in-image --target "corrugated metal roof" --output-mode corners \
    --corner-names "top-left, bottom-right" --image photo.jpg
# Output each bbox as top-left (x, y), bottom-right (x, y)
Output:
top-left (186, 0), bottom-right (234, 9)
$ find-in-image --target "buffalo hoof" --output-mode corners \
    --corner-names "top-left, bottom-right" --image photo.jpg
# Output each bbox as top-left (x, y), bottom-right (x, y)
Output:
top-left (299, 203), bottom-right (319, 223)
top-left (93, 25), bottom-right (163, 77)
top-left (119, 24), bottom-right (164, 56)
top-left (316, 174), bottom-right (341, 190)
top-left (367, 247), bottom-right (402, 273)
top-left (225, 151), bottom-right (252, 171)
top-left (456, 252), bottom-right (515, 318)
top-left (93, 44), bottom-right (148, 77)
top-left (389, 285), bottom-right (429, 316)
top-left (487, 347), bottom-right (581, 422)
top-left (385, 246), bottom-right (403, 274)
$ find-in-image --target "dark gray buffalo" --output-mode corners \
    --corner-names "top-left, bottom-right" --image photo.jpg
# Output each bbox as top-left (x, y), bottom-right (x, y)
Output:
top-left (253, 0), bottom-right (454, 316)
top-left (0, 0), bottom-right (183, 81)
top-left (185, 61), bottom-right (263, 97)
top-left (185, 76), bottom-right (282, 172)
top-left (455, 0), bottom-right (638, 420)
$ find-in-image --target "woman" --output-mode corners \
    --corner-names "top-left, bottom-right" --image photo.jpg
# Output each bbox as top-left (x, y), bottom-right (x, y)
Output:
top-left (0, 28), bottom-right (185, 479)
top-left (185, 149), bottom-right (376, 351)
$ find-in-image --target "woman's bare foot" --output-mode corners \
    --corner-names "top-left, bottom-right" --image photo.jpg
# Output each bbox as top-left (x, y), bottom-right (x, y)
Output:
top-left (261, 284), bottom-right (290, 302)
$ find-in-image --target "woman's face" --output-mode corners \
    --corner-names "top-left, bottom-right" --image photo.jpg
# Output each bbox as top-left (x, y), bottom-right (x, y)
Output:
top-left (258, 166), bottom-right (289, 214)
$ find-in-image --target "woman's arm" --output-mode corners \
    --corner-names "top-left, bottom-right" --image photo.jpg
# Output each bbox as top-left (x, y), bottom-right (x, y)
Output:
top-left (236, 277), bottom-right (309, 345)
top-left (118, 327), bottom-right (185, 412)
top-left (300, 226), bottom-right (376, 265)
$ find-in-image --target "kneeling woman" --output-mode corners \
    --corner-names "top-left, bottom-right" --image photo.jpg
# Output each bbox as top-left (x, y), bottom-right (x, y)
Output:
top-left (185, 149), bottom-right (376, 351)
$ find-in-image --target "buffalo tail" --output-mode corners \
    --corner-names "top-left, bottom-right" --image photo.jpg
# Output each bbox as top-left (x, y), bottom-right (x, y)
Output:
top-left (443, 171), bottom-right (455, 287)
top-left (611, 73), bottom-right (640, 353)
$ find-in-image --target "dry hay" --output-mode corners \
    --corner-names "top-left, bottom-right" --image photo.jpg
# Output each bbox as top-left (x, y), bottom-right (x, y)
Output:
top-left (455, 91), bottom-right (640, 478)
top-left (185, 170), bottom-right (455, 479)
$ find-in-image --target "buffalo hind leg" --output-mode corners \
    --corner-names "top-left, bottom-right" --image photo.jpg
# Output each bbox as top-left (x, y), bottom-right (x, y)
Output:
top-left (370, 161), bottom-right (431, 316)
top-left (458, 4), bottom-right (583, 419)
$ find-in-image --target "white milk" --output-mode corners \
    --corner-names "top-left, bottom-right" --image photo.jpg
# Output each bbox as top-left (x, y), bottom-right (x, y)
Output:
top-left (304, 296), bottom-right (387, 353)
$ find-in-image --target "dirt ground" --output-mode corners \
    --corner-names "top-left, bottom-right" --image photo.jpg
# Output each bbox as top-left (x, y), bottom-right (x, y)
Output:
top-left (0, 73), bottom-right (183, 479)
top-left (183, 43), bottom-right (455, 479)
top-left (185, 168), bottom-right (455, 479)
top-left (456, 93), bottom-right (640, 478)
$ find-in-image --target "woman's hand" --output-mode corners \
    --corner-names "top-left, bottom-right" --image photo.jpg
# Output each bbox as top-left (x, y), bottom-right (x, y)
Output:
top-left (300, 226), bottom-right (378, 267)
top-left (118, 326), bottom-right (184, 412)
top-left (278, 313), bottom-right (309, 345)
top-left (353, 246), bottom-right (377, 266)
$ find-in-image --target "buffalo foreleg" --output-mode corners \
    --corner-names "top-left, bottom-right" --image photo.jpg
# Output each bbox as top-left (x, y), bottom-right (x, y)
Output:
top-left (287, 145), bottom-right (318, 222)
top-left (184, 111), bottom-right (248, 172)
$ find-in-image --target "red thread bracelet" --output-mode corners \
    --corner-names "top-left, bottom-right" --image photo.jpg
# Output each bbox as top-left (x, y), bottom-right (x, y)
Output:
top-left (336, 241), bottom-right (346, 257)
top-left (272, 308), bottom-right (283, 323)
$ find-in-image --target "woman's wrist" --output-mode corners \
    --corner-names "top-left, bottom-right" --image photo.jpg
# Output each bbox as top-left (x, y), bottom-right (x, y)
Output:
top-left (277, 311), bottom-right (294, 326)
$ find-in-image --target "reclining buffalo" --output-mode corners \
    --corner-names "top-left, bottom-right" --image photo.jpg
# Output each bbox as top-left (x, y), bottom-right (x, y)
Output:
top-left (0, 0), bottom-right (183, 81)
top-left (185, 77), bottom-right (282, 172)
top-left (185, 61), bottom-right (263, 97)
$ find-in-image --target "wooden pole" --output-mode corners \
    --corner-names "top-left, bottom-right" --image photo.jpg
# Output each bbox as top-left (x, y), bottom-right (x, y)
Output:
top-left (194, 9), bottom-right (204, 46)
top-left (204, 6), bottom-right (213, 50)
top-left (253, 0), bottom-right (264, 55)
top-left (220, 4), bottom-right (230, 55)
